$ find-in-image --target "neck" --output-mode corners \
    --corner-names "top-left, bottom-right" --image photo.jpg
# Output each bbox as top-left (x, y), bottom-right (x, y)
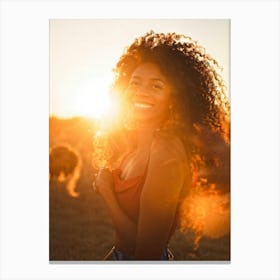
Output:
top-left (134, 120), bottom-right (162, 152)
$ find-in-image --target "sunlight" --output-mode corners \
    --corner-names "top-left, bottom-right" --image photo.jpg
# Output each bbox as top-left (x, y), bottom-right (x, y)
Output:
top-left (74, 76), bottom-right (113, 119)
top-left (180, 184), bottom-right (230, 250)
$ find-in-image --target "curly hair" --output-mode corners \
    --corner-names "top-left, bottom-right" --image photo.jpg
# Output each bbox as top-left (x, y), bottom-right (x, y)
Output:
top-left (112, 31), bottom-right (230, 142)
top-left (94, 30), bottom-right (230, 190)
top-left (93, 31), bottom-right (231, 246)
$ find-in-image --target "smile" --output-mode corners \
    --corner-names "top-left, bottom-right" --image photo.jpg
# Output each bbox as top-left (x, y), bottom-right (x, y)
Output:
top-left (133, 102), bottom-right (153, 109)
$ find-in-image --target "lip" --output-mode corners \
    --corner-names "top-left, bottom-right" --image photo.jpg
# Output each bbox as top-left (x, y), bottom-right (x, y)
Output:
top-left (133, 102), bottom-right (154, 109)
top-left (132, 99), bottom-right (154, 109)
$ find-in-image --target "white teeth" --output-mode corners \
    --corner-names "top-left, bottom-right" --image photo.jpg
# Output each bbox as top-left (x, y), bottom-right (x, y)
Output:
top-left (134, 102), bottom-right (153, 109)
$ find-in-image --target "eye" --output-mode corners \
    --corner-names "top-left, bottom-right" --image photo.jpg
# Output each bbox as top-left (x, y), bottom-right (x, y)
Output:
top-left (151, 83), bottom-right (163, 90)
top-left (129, 80), bottom-right (140, 87)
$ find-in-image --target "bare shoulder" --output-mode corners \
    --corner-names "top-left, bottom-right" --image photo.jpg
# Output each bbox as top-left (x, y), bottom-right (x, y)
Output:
top-left (150, 134), bottom-right (187, 164)
top-left (141, 134), bottom-right (189, 204)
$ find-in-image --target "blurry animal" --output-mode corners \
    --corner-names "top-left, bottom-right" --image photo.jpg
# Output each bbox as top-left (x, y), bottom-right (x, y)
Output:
top-left (49, 145), bottom-right (82, 197)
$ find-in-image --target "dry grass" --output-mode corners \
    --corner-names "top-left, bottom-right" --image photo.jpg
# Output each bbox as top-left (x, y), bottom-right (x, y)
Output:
top-left (49, 117), bottom-right (230, 261)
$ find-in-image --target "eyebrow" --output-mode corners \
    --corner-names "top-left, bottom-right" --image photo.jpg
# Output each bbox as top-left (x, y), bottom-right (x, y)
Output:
top-left (130, 76), bottom-right (166, 84)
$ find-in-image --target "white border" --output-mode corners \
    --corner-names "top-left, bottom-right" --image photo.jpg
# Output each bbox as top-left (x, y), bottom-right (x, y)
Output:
top-left (1, 1), bottom-right (279, 280)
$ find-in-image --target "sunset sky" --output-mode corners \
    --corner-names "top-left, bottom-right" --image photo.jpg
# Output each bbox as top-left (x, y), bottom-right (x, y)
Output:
top-left (50, 19), bottom-right (230, 118)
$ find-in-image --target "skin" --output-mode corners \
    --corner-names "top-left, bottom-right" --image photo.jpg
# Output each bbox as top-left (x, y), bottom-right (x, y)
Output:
top-left (94, 63), bottom-right (190, 260)
top-left (126, 62), bottom-right (172, 126)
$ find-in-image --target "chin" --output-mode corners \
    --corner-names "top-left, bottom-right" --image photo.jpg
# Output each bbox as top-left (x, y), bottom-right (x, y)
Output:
top-left (131, 107), bottom-right (168, 126)
top-left (133, 115), bottom-right (164, 127)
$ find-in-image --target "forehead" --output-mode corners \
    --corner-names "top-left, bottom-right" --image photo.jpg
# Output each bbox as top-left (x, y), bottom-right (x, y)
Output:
top-left (131, 63), bottom-right (166, 80)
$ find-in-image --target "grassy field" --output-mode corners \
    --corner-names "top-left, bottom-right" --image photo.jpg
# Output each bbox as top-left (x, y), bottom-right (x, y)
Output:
top-left (49, 116), bottom-right (230, 261)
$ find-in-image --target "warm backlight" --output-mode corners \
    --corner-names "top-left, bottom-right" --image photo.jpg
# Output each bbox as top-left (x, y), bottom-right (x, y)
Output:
top-left (51, 75), bottom-right (116, 120)
top-left (74, 77), bottom-right (112, 119)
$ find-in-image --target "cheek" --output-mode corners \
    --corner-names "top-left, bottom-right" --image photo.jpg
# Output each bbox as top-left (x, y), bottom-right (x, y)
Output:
top-left (159, 103), bottom-right (169, 115)
top-left (158, 96), bottom-right (171, 112)
top-left (124, 88), bottom-right (135, 107)
top-left (124, 87), bottom-right (133, 99)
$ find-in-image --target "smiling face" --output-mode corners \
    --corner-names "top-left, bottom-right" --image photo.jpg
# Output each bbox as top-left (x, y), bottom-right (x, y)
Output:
top-left (126, 62), bottom-right (172, 126)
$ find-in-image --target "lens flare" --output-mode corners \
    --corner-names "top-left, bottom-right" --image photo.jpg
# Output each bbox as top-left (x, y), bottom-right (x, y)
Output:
top-left (180, 184), bottom-right (230, 250)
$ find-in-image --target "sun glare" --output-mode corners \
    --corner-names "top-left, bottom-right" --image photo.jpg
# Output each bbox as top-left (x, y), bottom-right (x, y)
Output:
top-left (74, 76), bottom-right (113, 119)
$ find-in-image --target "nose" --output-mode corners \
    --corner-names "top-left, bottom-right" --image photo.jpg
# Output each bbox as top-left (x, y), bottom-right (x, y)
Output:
top-left (135, 84), bottom-right (150, 97)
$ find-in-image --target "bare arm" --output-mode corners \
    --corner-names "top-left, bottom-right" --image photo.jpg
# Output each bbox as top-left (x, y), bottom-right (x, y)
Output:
top-left (94, 137), bottom-right (189, 259)
top-left (94, 168), bottom-right (137, 254)
top-left (134, 137), bottom-right (189, 260)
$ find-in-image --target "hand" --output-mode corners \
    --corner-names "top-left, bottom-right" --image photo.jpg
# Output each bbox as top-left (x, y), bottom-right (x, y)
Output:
top-left (93, 168), bottom-right (115, 201)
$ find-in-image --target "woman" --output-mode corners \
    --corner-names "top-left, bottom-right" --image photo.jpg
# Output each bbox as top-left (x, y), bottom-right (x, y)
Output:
top-left (93, 31), bottom-right (230, 260)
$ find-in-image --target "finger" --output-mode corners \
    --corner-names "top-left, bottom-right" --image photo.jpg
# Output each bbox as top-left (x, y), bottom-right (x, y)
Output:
top-left (100, 166), bottom-right (110, 172)
top-left (92, 181), bottom-right (99, 194)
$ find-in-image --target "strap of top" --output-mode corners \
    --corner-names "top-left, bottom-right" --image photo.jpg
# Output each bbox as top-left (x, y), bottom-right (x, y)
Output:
top-left (115, 148), bottom-right (151, 183)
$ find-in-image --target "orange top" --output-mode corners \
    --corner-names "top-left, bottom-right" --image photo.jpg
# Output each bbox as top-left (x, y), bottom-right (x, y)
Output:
top-left (112, 167), bottom-right (146, 223)
top-left (111, 153), bottom-right (179, 250)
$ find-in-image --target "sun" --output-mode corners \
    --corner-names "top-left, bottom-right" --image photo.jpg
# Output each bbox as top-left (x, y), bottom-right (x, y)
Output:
top-left (50, 73), bottom-right (121, 120)
top-left (74, 75), bottom-right (114, 119)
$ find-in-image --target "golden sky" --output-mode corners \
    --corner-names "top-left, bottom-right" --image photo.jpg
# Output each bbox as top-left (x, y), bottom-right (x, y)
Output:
top-left (50, 19), bottom-right (230, 119)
